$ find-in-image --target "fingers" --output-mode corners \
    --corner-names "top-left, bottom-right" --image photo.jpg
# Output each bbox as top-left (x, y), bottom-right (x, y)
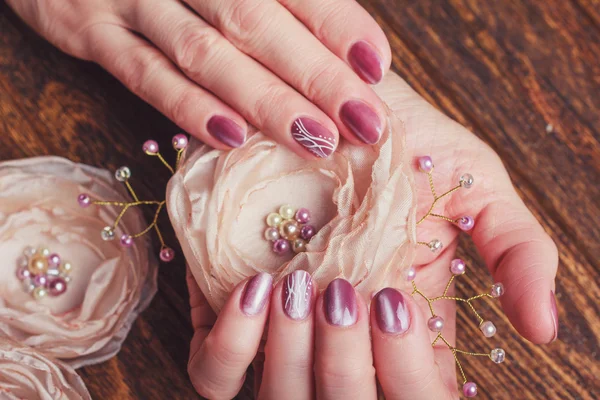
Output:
top-left (314, 279), bottom-right (377, 400)
top-left (472, 196), bottom-right (559, 344)
top-left (279, 0), bottom-right (391, 84)
top-left (87, 24), bottom-right (247, 150)
top-left (186, 267), bottom-right (217, 358)
top-left (371, 288), bottom-right (454, 400)
top-left (187, 273), bottom-right (273, 399)
top-left (259, 270), bottom-right (316, 399)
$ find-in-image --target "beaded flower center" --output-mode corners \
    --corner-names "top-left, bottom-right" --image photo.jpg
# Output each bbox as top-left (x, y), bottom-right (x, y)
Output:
top-left (16, 247), bottom-right (72, 299)
top-left (265, 205), bottom-right (317, 255)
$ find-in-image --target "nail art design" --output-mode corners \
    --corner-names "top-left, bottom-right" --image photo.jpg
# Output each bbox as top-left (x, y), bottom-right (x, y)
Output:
top-left (283, 270), bottom-right (313, 320)
top-left (374, 288), bottom-right (410, 334)
top-left (292, 118), bottom-right (336, 158)
top-left (348, 41), bottom-right (384, 84)
top-left (241, 273), bottom-right (273, 316)
top-left (324, 278), bottom-right (358, 327)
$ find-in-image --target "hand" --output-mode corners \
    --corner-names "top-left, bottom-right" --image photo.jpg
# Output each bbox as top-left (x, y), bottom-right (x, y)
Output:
top-left (7, 0), bottom-right (391, 158)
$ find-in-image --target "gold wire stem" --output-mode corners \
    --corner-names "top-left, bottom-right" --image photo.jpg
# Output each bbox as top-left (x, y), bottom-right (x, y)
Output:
top-left (416, 184), bottom-right (462, 225)
top-left (417, 241), bottom-right (430, 247)
top-left (92, 200), bottom-right (162, 207)
top-left (125, 181), bottom-right (140, 202)
top-left (154, 223), bottom-right (166, 248)
top-left (429, 213), bottom-right (458, 223)
top-left (151, 152), bottom-right (175, 174)
top-left (443, 276), bottom-right (455, 296)
top-left (113, 203), bottom-right (133, 228)
top-left (132, 201), bottom-right (165, 238)
top-left (427, 172), bottom-right (437, 198)
top-left (175, 149), bottom-right (184, 170)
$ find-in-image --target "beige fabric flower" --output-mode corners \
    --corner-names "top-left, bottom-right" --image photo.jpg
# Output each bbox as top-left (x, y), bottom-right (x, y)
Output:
top-left (167, 108), bottom-right (417, 313)
top-left (0, 338), bottom-right (90, 400)
top-left (0, 157), bottom-right (158, 368)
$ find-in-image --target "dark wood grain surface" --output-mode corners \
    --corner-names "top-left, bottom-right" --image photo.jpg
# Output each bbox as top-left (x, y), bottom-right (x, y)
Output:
top-left (0, 0), bottom-right (598, 399)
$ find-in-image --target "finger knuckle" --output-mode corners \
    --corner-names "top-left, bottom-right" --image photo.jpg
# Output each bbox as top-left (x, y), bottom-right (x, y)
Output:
top-left (205, 334), bottom-right (251, 368)
top-left (173, 25), bottom-right (222, 77)
top-left (117, 49), bottom-right (165, 97)
top-left (251, 82), bottom-right (289, 128)
top-left (317, 360), bottom-right (375, 391)
top-left (217, 0), bottom-right (273, 48)
top-left (311, 2), bottom-right (352, 41)
top-left (166, 88), bottom-right (205, 130)
top-left (302, 63), bottom-right (346, 103)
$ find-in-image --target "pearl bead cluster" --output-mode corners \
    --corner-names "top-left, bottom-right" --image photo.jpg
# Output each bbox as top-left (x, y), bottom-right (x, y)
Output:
top-left (16, 247), bottom-right (71, 300)
top-left (78, 134), bottom-right (188, 263)
top-left (265, 205), bottom-right (317, 255)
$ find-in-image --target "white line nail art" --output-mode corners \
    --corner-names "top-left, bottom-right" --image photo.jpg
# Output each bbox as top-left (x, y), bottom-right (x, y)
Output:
top-left (292, 119), bottom-right (336, 158)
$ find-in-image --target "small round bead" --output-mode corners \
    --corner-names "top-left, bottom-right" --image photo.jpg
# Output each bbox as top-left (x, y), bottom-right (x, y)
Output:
top-left (172, 134), bottom-right (188, 150)
top-left (16, 267), bottom-right (31, 280)
top-left (463, 382), bottom-right (478, 398)
top-left (450, 258), bottom-right (466, 275)
top-left (115, 166), bottom-right (132, 182)
top-left (404, 265), bottom-right (417, 281)
top-left (266, 213), bottom-right (283, 227)
top-left (47, 253), bottom-right (61, 267)
top-left (47, 268), bottom-right (60, 276)
top-left (39, 248), bottom-right (51, 257)
top-left (300, 225), bottom-right (316, 241)
top-left (59, 262), bottom-right (73, 274)
top-left (17, 256), bottom-right (29, 268)
top-left (33, 274), bottom-right (48, 287)
top-left (63, 276), bottom-right (72, 283)
top-left (418, 156), bottom-right (434, 173)
top-left (22, 278), bottom-right (35, 293)
top-left (279, 220), bottom-right (300, 240)
top-left (490, 348), bottom-right (506, 364)
top-left (460, 173), bottom-right (474, 189)
top-left (295, 208), bottom-right (311, 224)
top-left (480, 320), bottom-right (497, 338)
top-left (279, 205), bottom-right (296, 220)
top-left (120, 234), bottom-right (134, 248)
top-left (23, 246), bottom-right (36, 257)
top-left (457, 215), bottom-right (475, 231)
top-left (264, 227), bottom-right (280, 242)
top-left (428, 316), bottom-right (444, 332)
top-left (48, 278), bottom-right (67, 296)
top-left (33, 287), bottom-right (48, 300)
top-left (77, 193), bottom-right (92, 208)
top-left (428, 239), bottom-right (443, 253)
top-left (292, 238), bottom-right (307, 253)
top-left (28, 255), bottom-right (49, 275)
top-left (143, 140), bottom-right (159, 155)
top-left (490, 282), bottom-right (505, 298)
top-left (272, 239), bottom-right (290, 254)
top-left (160, 248), bottom-right (175, 262)
top-left (101, 226), bottom-right (115, 241)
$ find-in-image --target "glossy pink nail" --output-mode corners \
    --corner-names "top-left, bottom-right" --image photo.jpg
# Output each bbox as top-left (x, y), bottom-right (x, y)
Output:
top-left (282, 270), bottom-right (314, 320)
top-left (291, 118), bottom-right (336, 158)
top-left (348, 41), bottom-right (384, 84)
top-left (207, 116), bottom-right (246, 148)
top-left (241, 273), bottom-right (273, 316)
top-left (550, 290), bottom-right (559, 342)
top-left (324, 278), bottom-right (357, 327)
top-left (340, 100), bottom-right (383, 145)
top-left (374, 288), bottom-right (411, 334)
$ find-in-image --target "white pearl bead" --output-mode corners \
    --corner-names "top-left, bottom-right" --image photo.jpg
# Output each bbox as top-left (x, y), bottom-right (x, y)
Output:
top-left (490, 348), bottom-right (506, 363)
top-left (60, 262), bottom-right (73, 274)
top-left (23, 246), bottom-right (36, 257)
top-left (40, 248), bottom-right (50, 257)
top-left (266, 213), bottom-right (283, 227)
top-left (264, 227), bottom-right (280, 241)
top-left (460, 173), bottom-right (474, 189)
top-left (33, 287), bottom-right (47, 300)
top-left (279, 205), bottom-right (296, 220)
top-left (480, 320), bottom-right (497, 338)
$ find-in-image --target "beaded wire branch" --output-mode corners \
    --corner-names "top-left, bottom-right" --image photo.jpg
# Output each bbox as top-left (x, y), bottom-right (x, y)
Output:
top-left (77, 134), bottom-right (189, 262)
top-left (408, 156), bottom-right (506, 398)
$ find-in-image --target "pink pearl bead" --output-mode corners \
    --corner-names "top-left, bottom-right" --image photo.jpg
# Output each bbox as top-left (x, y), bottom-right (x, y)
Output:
top-left (428, 316), bottom-right (444, 332)
top-left (48, 277), bottom-right (67, 296)
top-left (120, 234), bottom-right (134, 248)
top-left (272, 239), bottom-right (290, 254)
top-left (295, 208), bottom-right (311, 224)
top-left (457, 215), bottom-right (475, 231)
top-left (159, 247), bottom-right (175, 262)
top-left (33, 274), bottom-right (48, 287)
top-left (48, 254), bottom-right (61, 267)
top-left (300, 225), bottom-right (316, 241)
top-left (450, 258), bottom-right (466, 275)
top-left (172, 134), bottom-right (188, 150)
top-left (16, 267), bottom-right (30, 280)
top-left (404, 265), bottom-right (416, 281)
top-left (143, 140), bottom-right (159, 155)
top-left (463, 382), bottom-right (478, 397)
top-left (418, 156), bottom-right (434, 173)
top-left (77, 194), bottom-right (91, 208)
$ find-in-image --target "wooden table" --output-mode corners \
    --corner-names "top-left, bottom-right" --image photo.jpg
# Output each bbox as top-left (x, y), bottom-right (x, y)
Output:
top-left (0, 1), bottom-right (598, 399)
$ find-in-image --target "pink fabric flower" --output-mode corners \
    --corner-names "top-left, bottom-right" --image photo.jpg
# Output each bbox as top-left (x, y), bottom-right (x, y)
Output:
top-left (0, 338), bottom-right (91, 400)
top-left (0, 157), bottom-right (158, 368)
top-left (167, 109), bottom-right (417, 313)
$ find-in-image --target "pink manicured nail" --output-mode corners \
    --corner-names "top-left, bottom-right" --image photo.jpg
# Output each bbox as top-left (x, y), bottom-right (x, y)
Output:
top-left (282, 270), bottom-right (314, 320)
top-left (324, 278), bottom-right (357, 327)
top-left (241, 273), bottom-right (273, 316)
top-left (291, 118), bottom-right (337, 158)
top-left (550, 290), bottom-right (559, 342)
top-left (207, 116), bottom-right (246, 148)
top-left (374, 288), bottom-right (411, 334)
top-left (348, 41), bottom-right (384, 84)
top-left (340, 100), bottom-right (383, 145)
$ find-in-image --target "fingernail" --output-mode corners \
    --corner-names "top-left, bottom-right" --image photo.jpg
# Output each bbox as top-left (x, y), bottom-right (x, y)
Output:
top-left (348, 41), bottom-right (384, 84)
top-left (374, 288), bottom-right (411, 334)
top-left (207, 116), bottom-right (246, 148)
top-left (324, 278), bottom-right (357, 327)
top-left (550, 290), bottom-right (559, 342)
top-left (291, 118), bottom-right (337, 158)
top-left (241, 273), bottom-right (273, 316)
top-left (340, 100), bottom-right (383, 145)
top-left (282, 270), bottom-right (314, 320)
